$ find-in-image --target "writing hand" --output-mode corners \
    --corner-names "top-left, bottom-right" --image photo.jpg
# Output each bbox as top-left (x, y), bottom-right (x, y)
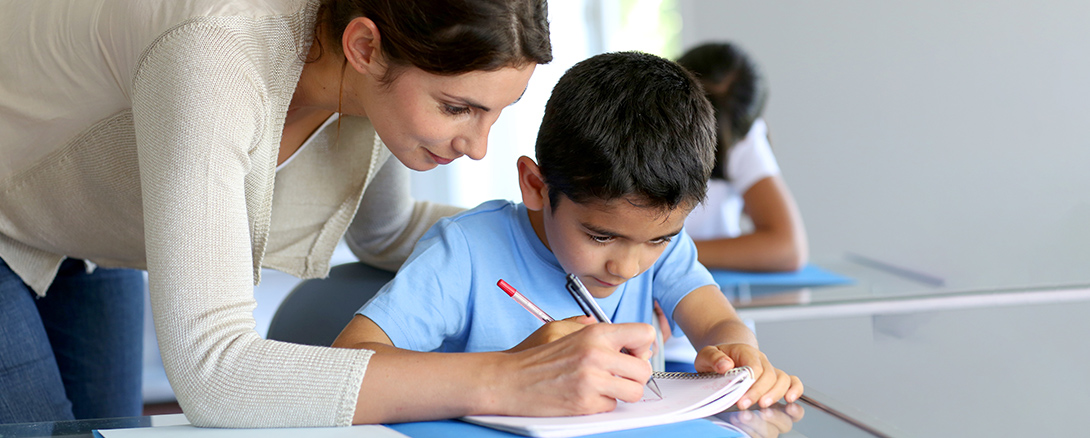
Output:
top-left (507, 315), bottom-right (596, 353)
top-left (498, 322), bottom-right (656, 416)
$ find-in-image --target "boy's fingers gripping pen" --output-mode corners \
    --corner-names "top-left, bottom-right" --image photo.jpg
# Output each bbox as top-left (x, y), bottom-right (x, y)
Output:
top-left (497, 279), bottom-right (555, 323)
top-left (564, 274), bottom-right (663, 399)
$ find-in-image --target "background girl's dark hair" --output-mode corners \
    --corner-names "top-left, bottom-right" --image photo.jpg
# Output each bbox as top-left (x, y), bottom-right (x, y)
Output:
top-left (320, 0), bottom-right (552, 83)
top-left (676, 42), bottom-right (768, 181)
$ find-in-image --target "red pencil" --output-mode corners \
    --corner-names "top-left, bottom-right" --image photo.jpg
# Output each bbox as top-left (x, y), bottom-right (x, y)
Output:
top-left (496, 279), bottom-right (555, 323)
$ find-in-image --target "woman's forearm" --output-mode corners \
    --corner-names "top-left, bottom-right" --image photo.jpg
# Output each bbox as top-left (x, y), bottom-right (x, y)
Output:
top-left (349, 323), bottom-right (657, 424)
top-left (351, 346), bottom-right (501, 423)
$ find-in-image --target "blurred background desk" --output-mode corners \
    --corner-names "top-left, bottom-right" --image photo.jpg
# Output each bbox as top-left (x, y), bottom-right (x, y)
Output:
top-left (719, 256), bottom-right (1090, 437)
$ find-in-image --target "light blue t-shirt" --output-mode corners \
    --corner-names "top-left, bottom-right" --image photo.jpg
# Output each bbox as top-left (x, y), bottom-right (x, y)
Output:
top-left (359, 200), bottom-right (716, 353)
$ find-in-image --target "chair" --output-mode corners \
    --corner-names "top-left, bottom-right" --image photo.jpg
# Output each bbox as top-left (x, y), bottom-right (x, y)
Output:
top-left (266, 262), bottom-right (395, 346)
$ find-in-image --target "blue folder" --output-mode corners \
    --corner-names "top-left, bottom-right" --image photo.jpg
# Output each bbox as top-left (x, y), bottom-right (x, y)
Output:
top-left (710, 263), bottom-right (853, 289)
top-left (388, 418), bottom-right (745, 438)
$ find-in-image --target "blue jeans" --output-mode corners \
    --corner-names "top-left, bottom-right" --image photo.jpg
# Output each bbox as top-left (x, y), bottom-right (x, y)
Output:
top-left (0, 258), bottom-right (145, 424)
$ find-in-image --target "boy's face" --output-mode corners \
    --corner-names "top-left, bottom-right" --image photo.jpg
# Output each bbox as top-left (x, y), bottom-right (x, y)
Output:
top-left (538, 195), bottom-right (690, 299)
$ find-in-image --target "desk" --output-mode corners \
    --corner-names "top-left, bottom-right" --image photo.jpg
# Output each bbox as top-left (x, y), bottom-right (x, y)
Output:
top-left (0, 397), bottom-right (883, 438)
top-left (721, 257), bottom-right (1090, 325)
top-left (751, 297), bottom-right (1090, 437)
top-left (711, 255), bottom-right (1090, 437)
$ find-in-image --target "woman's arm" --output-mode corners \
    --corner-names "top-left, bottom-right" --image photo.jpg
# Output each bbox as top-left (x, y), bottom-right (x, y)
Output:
top-left (693, 175), bottom-right (808, 271)
top-left (335, 320), bottom-right (658, 423)
top-left (132, 22), bottom-right (375, 428)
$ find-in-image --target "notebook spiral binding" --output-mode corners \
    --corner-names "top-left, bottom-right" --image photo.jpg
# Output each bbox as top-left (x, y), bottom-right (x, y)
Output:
top-left (653, 366), bottom-right (751, 380)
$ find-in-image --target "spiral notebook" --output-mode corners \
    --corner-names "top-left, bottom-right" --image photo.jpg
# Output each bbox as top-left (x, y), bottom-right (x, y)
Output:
top-left (461, 366), bottom-right (755, 438)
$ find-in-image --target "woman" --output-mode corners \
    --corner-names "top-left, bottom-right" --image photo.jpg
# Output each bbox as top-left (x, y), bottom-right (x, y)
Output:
top-left (0, 0), bottom-right (657, 427)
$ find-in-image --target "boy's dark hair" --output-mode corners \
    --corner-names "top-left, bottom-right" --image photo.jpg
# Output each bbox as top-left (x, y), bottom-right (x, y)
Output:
top-left (535, 51), bottom-right (716, 213)
top-left (676, 42), bottom-right (768, 181)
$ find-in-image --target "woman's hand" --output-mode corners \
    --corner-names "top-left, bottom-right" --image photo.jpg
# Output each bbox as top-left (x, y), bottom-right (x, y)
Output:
top-left (354, 321), bottom-right (657, 423)
top-left (506, 316), bottom-right (596, 353)
top-left (492, 322), bottom-right (657, 416)
top-left (694, 343), bottom-right (803, 409)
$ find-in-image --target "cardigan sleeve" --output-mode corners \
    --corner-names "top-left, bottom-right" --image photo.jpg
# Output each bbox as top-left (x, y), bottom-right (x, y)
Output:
top-left (131, 22), bottom-right (371, 427)
top-left (345, 158), bottom-right (464, 272)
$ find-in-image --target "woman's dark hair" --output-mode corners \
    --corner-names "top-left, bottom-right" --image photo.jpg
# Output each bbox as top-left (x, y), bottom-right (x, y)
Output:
top-left (676, 42), bottom-right (768, 180)
top-left (320, 0), bottom-right (552, 83)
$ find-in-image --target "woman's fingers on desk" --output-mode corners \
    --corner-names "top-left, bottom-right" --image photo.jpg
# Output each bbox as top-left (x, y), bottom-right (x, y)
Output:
top-left (504, 322), bottom-right (656, 415)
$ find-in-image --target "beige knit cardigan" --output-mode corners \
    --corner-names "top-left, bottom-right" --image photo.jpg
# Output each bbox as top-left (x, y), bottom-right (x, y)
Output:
top-left (0, 0), bottom-right (458, 427)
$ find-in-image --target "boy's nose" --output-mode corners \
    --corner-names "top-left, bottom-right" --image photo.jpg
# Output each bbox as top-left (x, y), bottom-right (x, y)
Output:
top-left (607, 253), bottom-right (641, 281)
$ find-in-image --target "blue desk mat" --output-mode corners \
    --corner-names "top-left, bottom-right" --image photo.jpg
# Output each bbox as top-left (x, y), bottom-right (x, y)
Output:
top-left (710, 263), bottom-right (853, 288)
top-left (388, 418), bottom-right (744, 438)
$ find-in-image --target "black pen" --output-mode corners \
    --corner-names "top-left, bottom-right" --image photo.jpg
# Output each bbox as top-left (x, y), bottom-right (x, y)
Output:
top-left (564, 273), bottom-right (663, 398)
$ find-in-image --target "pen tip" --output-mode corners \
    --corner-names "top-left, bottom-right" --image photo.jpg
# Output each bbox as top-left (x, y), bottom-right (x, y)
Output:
top-left (647, 377), bottom-right (662, 399)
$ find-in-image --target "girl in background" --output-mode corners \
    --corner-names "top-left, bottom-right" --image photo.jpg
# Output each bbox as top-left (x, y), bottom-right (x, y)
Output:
top-left (677, 42), bottom-right (808, 272)
top-left (657, 42), bottom-right (810, 371)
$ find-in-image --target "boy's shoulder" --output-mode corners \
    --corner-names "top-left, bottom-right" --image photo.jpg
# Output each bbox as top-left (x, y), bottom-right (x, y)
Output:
top-left (428, 199), bottom-right (524, 240)
top-left (416, 199), bottom-right (532, 265)
top-left (445, 199), bottom-right (520, 224)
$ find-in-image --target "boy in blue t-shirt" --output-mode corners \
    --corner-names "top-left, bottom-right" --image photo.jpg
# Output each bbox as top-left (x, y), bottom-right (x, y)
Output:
top-left (335, 52), bottom-right (802, 409)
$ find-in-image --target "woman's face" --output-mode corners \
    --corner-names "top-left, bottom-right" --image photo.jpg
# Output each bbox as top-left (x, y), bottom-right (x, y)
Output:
top-left (361, 64), bottom-right (536, 171)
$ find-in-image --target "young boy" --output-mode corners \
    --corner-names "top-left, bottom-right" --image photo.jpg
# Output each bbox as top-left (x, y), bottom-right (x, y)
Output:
top-left (334, 52), bottom-right (802, 409)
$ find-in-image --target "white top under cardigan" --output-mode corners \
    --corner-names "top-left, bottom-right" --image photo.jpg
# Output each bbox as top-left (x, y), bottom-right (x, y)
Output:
top-left (0, 0), bottom-right (459, 427)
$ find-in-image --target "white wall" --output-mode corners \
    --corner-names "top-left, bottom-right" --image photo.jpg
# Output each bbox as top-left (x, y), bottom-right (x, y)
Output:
top-left (678, 0), bottom-right (1090, 290)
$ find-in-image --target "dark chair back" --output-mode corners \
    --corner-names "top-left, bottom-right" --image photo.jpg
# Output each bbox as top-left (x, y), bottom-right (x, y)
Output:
top-left (267, 262), bottom-right (395, 346)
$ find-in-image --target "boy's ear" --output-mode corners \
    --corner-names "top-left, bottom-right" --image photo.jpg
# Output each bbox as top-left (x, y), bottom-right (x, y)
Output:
top-left (342, 16), bottom-right (383, 75)
top-left (517, 156), bottom-right (549, 211)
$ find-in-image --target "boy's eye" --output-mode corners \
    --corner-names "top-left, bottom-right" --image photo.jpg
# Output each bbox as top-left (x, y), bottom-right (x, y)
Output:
top-left (589, 235), bottom-right (614, 244)
top-left (650, 236), bottom-right (673, 246)
top-left (442, 104), bottom-right (471, 116)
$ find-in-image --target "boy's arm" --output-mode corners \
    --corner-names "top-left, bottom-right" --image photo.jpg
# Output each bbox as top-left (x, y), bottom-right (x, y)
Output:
top-left (673, 285), bottom-right (804, 409)
top-left (333, 315), bottom-right (399, 353)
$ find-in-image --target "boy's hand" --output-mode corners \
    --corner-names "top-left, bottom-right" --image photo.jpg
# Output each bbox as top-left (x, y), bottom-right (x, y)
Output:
top-left (507, 316), bottom-right (597, 353)
top-left (694, 343), bottom-right (804, 409)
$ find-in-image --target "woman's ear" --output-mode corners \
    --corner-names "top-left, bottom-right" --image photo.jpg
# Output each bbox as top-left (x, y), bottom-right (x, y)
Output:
top-left (342, 16), bottom-right (383, 75)
top-left (517, 156), bottom-right (549, 211)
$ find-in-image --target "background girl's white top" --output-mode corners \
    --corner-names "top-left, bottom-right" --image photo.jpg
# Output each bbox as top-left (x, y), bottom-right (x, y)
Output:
top-left (684, 118), bottom-right (780, 240)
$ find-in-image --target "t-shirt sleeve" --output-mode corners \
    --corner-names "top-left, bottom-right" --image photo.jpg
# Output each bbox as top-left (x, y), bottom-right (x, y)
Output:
top-left (650, 229), bottom-right (717, 332)
top-left (726, 118), bottom-right (781, 194)
top-left (358, 219), bottom-right (472, 352)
